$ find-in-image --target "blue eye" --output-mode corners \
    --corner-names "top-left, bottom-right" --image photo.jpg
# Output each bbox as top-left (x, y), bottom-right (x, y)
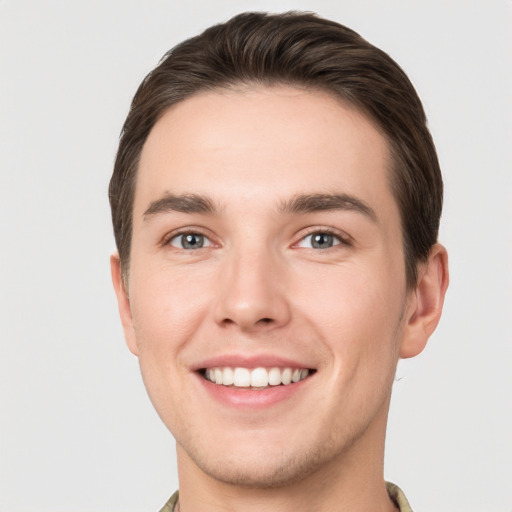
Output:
top-left (298, 232), bottom-right (341, 249)
top-left (169, 233), bottom-right (211, 250)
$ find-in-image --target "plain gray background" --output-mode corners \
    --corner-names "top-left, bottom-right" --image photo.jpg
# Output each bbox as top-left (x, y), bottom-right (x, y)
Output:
top-left (1, 1), bottom-right (511, 511)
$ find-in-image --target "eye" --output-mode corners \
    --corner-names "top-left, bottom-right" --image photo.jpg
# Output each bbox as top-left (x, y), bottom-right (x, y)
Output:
top-left (297, 232), bottom-right (342, 249)
top-left (168, 233), bottom-right (212, 250)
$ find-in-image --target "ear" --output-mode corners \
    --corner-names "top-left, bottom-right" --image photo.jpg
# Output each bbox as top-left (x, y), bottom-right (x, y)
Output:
top-left (110, 253), bottom-right (139, 356)
top-left (400, 243), bottom-right (449, 359)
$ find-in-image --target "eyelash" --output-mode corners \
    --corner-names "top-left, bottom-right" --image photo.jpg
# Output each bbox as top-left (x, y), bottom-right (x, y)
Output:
top-left (294, 227), bottom-right (352, 249)
top-left (162, 229), bottom-right (215, 250)
top-left (162, 227), bottom-right (352, 251)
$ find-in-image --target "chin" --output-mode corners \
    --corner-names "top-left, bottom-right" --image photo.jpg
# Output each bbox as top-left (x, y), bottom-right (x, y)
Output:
top-left (198, 457), bottom-right (317, 489)
top-left (181, 434), bottom-right (342, 489)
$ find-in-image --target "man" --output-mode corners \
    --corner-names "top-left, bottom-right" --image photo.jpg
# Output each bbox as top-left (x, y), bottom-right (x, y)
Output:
top-left (109, 11), bottom-right (448, 512)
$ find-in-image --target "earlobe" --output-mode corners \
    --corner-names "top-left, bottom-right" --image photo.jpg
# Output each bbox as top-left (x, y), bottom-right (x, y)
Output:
top-left (110, 253), bottom-right (139, 356)
top-left (400, 244), bottom-right (449, 359)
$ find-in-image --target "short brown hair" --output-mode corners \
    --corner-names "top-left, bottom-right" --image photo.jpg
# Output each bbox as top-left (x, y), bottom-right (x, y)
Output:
top-left (109, 11), bottom-right (442, 287)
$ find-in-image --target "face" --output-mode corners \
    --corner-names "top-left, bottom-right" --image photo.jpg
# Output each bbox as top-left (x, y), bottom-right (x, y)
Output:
top-left (113, 86), bottom-right (425, 487)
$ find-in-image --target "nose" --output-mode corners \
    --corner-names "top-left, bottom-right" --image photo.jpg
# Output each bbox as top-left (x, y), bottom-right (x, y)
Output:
top-left (213, 246), bottom-right (291, 332)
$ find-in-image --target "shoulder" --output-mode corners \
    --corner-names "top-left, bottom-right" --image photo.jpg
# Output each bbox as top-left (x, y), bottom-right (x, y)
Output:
top-left (158, 491), bottom-right (179, 512)
top-left (386, 482), bottom-right (414, 512)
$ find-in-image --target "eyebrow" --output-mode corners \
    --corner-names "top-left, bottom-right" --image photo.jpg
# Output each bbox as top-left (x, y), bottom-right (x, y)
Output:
top-left (143, 193), bottom-right (217, 219)
top-left (143, 191), bottom-right (377, 222)
top-left (279, 193), bottom-right (377, 221)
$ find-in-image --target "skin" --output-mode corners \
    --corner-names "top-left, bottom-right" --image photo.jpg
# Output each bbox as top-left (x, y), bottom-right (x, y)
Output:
top-left (111, 86), bottom-right (448, 512)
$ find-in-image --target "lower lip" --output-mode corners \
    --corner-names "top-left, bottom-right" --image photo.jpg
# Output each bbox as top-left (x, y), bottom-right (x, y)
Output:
top-left (196, 373), bottom-right (312, 409)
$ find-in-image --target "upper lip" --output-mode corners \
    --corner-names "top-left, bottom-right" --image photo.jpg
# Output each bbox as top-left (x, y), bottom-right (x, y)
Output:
top-left (191, 354), bottom-right (315, 371)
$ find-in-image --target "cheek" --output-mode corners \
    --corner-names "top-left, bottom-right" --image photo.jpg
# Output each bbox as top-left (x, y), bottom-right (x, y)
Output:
top-left (127, 268), bottom-right (213, 427)
top-left (297, 261), bottom-right (405, 360)
top-left (128, 266), bottom-right (212, 356)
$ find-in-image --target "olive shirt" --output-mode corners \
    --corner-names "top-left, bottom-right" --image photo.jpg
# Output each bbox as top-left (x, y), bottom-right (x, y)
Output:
top-left (158, 482), bottom-right (413, 512)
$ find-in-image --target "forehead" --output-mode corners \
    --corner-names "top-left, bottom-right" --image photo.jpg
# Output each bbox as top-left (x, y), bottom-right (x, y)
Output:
top-left (135, 85), bottom-right (395, 218)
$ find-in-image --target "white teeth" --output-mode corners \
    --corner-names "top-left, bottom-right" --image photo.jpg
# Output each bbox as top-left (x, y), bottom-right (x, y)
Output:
top-left (281, 368), bottom-right (292, 385)
top-left (222, 367), bottom-right (234, 386)
top-left (251, 367), bottom-right (269, 387)
top-left (204, 366), bottom-right (310, 388)
top-left (268, 367), bottom-right (282, 386)
top-left (233, 367), bottom-right (251, 387)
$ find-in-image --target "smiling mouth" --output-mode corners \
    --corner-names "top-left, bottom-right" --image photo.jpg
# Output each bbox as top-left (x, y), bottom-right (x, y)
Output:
top-left (201, 367), bottom-right (314, 388)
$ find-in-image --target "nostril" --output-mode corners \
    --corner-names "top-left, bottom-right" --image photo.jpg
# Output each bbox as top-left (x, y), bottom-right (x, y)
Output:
top-left (258, 318), bottom-right (273, 324)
